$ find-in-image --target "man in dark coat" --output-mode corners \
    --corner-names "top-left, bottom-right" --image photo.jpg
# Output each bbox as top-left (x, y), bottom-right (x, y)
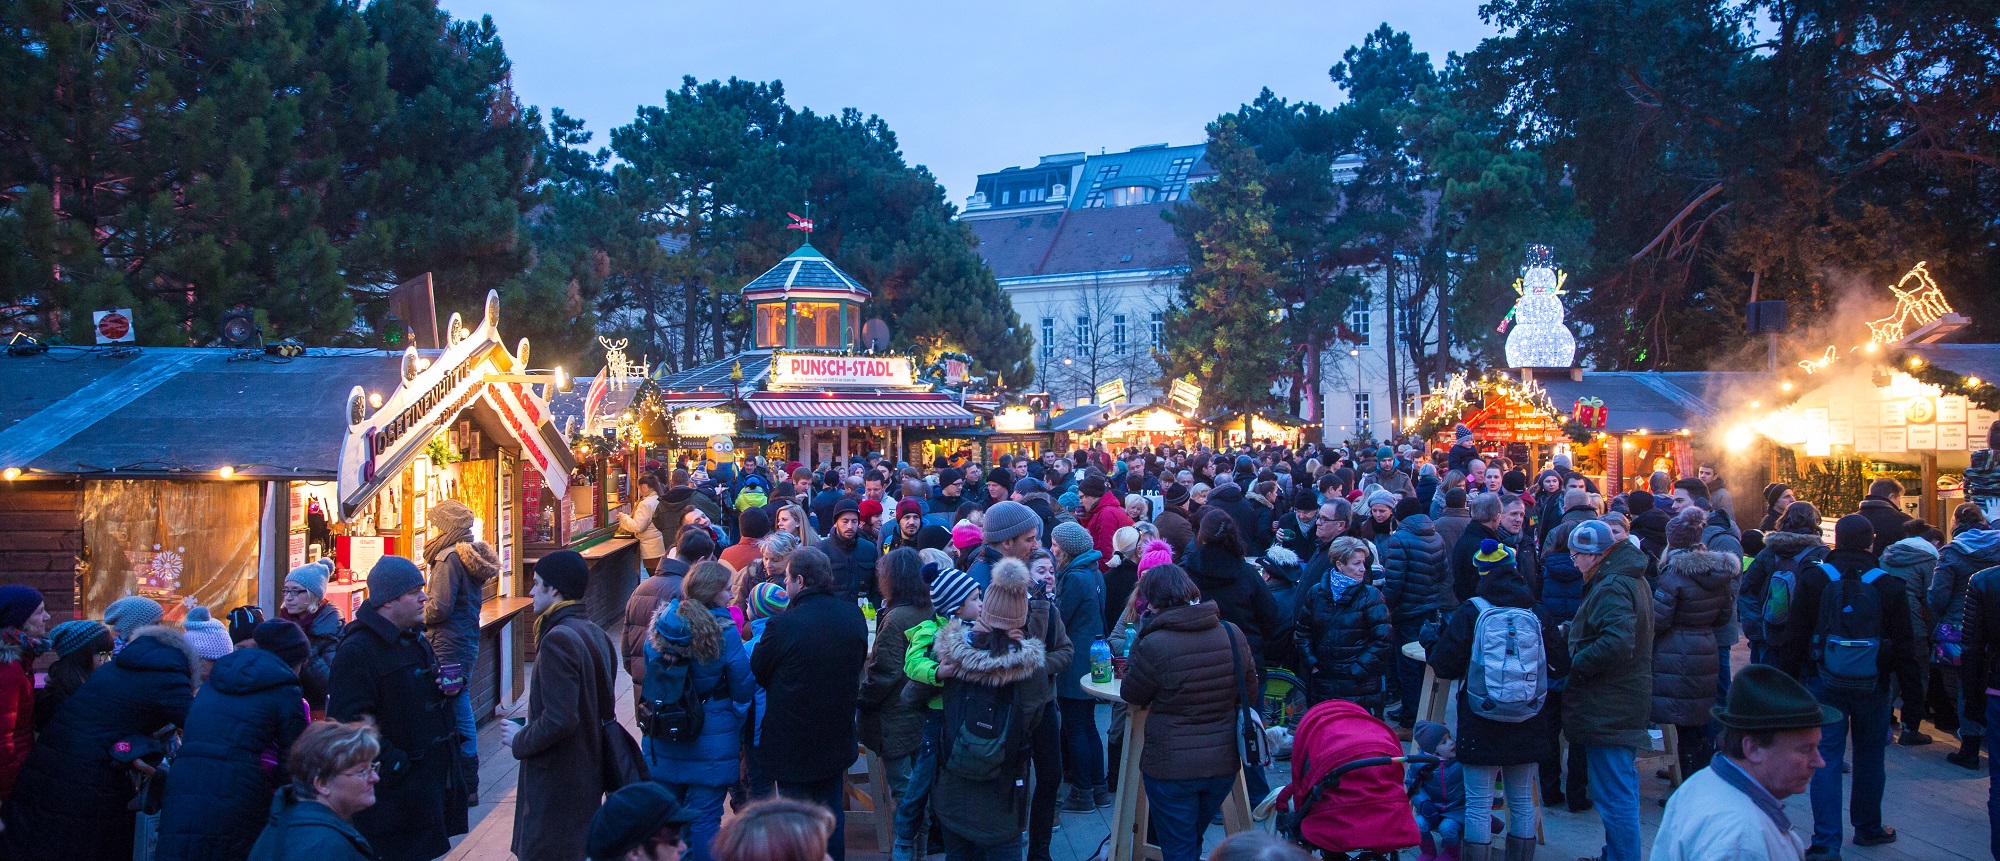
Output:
top-left (1201, 481), bottom-right (1262, 557)
top-left (1627, 491), bottom-right (1670, 562)
top-left (505, 551), bottom-right (618, 861)
top-left (750, 547), bottom-right (869, 861)
top-left (0, 625), bottom-right (196, 861)
top-left (155, 622), bottom-right (312, 861)
top-left (812, 469), bottom-right (847, 533)
top-left (1774, 514), bottom-right (1918, 857)
top-left (329, 557), bottom-right (468, 861)
top-left (1274, 487), bottom-right (1322, 562)
top-left (1381, 510), bottom-right (1449, 723)
top-left (1856, 477), bottom-right (1913, 558)
top-left (818, 499), bottom-right (883, 606)
top-left (1155, 483), bottom-right (1197, 558)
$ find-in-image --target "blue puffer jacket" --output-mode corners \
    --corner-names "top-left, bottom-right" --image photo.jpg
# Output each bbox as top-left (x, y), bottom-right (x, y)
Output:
top-left (1054, 549), bottom-right (1105, 700)
top-left (155, 648), bottom-right (310, 861)
top-left (1538, 551), bottom-right (1586, 625)
top-left (1380, 515), bottom-right (1450, 623)
top-left (641, 605), bottom-right (754, 787)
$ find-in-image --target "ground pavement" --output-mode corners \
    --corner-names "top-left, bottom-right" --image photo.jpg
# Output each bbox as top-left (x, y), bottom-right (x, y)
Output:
top-left (446, 637), bottom-right (1990, 861)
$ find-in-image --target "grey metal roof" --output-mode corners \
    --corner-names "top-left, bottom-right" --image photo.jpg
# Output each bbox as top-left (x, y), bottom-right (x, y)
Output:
top-left (1528, 371), bottom-right (1769, 434)
top-left (656, 352), bottom-right (773, 393)
top-left (0, 347), bottom-right (407, 477)
top-left (740, 243), bottom-right (868, 298)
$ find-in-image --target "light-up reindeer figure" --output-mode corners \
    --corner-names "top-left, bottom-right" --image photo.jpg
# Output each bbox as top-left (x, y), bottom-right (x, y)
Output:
top-left (1866, 262), bottom-right (1953, 344)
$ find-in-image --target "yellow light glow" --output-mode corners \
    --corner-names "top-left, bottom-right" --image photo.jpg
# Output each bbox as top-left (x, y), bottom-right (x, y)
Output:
top-left (1909, 357), bottom-right (1924, 369)
top-left (218, 466), bottom-right (235, 479)
top-left (1781, 381), bottom-right (1794, 392)
top-left (1750, 401), bottom-right (1761, 408)
top-left (1969, 377), bottom-right (1984, 388)
top-left (368, 392), bottom-right (384, 408)
top-left (1725, 426), bottom-right (1755, 453)
top-left (1638, 428), bottom-right (1650, 435)
top-left (1862, 341), bottom-right (1879, 354)
top-left (1, 468), bottom-right (18, 481)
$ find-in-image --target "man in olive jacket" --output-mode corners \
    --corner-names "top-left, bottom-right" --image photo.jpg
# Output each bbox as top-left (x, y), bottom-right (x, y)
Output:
top-left (1562, 520), bottom-right (1654, 861)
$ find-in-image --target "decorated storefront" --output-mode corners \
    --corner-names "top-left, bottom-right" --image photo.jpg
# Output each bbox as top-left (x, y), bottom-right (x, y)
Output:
top-left (1052, 401), bottom-right (1200, 452)
top-left (0, 289), bottom-right (575, 720)
top-left (653, 241), bottom-right (983, 471)
top-left (1207, 410), bottom-right (1319, 450)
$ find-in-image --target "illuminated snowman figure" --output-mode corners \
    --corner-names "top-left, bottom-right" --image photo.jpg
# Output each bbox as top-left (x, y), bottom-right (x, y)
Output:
top-left (1504, 244), bottom-right (1577, 368)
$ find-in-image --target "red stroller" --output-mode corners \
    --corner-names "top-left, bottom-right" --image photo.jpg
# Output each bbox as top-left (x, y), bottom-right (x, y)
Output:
top-left (1265, 700), bottom-right (1433, 861)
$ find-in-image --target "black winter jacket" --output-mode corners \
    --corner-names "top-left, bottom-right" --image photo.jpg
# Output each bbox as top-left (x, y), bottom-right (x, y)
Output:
top-left (277, 602), bottom-right (343, 713)
top-left (1429, 574), bottom-right (1569, 767)
top-left (1381, 514), bottom-right (1450, 623)
top-left (1449, 520), bottom-right (1502, 608)
top-left (328, 605), bottom-right (467, 861)
top-left (0, 628), bottom-right (195, 861)
top-left (1295, 572), bottom-right (1394, 709)
top-left (1183, 545), bottom-right (1285, 669)
top-left (156, 648), bottom-right (310, 861)
top-left (749, 587), bottom-right (869, 782)
top-left (817, 533), bottom-right (883, 607)
top-left (1774, 547), bottom-right (1921, 695)
top-left (1738, 530), bottom-right (1827, 645)
top-left (1649, 549), bottom-right (1736, 726)
top-left (1204, 485), bottom-right (1265, 556)
top-left (1857, 496), bottom-right (1912, 558)
top-left (1961, 563), bottom-right (2000, 712)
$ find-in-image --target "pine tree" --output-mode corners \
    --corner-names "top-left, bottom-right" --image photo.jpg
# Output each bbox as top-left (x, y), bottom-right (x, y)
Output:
top-left (1161, 118), bottom-right (1288, 431)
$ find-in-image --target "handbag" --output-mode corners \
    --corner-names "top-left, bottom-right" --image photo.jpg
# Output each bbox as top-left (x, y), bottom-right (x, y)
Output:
top-left (1934, 621), bottom-right (1964, 666)
top-left (563, 617), bottom-right (649, 789)
top-left (1225, 622), bottom-right (1272, 768)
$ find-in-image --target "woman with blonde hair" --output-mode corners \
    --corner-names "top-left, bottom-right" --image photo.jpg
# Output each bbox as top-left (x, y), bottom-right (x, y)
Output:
top-left (732, 532), bottom-right (800, 621)
top-left (247, 719), bottom-right (381, 860)
top-left (712, 797), bottom-right (835, 861)
top-left (642, 561), bottom-right (754, 861)
top-left (774, 503), bottom-right (821, 547)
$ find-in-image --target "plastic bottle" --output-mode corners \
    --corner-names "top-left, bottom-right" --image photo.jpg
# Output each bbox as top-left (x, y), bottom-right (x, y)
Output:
top-left (1090, 638), bottom-right (1113, 684)
top-left (1123, 623), bottom-right (1137, 657)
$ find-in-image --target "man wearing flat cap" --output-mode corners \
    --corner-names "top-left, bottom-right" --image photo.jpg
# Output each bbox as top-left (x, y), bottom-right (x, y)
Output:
top-left (1652, 664), bottom-right (1840, 860)
top-left (587, 782), bottom-right (697, 861)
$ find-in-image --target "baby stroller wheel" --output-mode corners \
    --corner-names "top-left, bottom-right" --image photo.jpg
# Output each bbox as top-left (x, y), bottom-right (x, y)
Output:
top-left (1262, 668), bottom-right (1308, 731)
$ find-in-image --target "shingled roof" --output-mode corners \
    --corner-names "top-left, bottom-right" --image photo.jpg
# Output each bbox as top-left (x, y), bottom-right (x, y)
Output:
top-left (967, 202), bottom-right (1188, 280)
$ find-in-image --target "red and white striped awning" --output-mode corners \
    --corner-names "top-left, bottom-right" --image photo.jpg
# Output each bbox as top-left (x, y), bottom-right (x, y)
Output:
top-left (748, 396), bottom-right (977, 428)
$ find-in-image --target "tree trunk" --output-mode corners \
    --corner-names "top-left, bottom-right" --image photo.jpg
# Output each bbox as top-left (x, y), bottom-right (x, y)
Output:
top-left (682, 278), bottom-right (700, 370)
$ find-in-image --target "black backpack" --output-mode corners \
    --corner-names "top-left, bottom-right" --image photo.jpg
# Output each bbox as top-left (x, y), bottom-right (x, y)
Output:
top-left (943, 680), bottom-right (1017, 781)
top-left (1811, 562), bottom-right (1889, 695)
top-left (637, 660), bottom-right (707, 744)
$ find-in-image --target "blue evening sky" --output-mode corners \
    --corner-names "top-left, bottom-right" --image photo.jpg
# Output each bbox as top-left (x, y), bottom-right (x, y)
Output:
top-left (437, 1), bottom-right (1496, 207)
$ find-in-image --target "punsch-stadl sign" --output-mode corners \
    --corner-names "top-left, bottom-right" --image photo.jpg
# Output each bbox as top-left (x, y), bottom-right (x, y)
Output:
top-left (770, 353), bottom-right (915, 388)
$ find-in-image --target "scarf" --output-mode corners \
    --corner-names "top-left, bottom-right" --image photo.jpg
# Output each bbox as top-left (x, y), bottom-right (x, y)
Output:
top-left (1322, 568), bottom-right (1359, 596)
top-left (534, 600), bottom-right (584, 642)
top-left (0, 627), bottom-right (44, 663)
top-left (1709, 753), bottom-right (1791, 833)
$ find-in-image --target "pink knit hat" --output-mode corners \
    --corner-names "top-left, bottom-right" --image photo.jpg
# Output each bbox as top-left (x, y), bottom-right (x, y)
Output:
top-left (1137, 540), bottom-right (1174, 574)
top-left (951, 522), bottom-right (984, 550)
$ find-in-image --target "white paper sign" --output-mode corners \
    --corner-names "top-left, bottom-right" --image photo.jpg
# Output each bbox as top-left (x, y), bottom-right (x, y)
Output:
top-left (1827, 396), bottom-right (1853, 423)
top-left (1856, 427), bottom-right (1881, 452)
top-left (349, 536), bottom-right (385, 575)
top-left (1806, 408), bottom-right (1829, 435)
top-left (1939, 395), bottom-right (1968, 424)
top-left (1881, 400), bottom-right (1907, 427)
top-left (1941, 424), bottom-right (1968, 451)
top-left (1830, 419), bottom-right (1854, 446)
top-left (1908, 425), bottom-right (1937, 450)
top-left (1971, 408), bottom-right (1995, 442)
top-left (1881, 427), bottom-right (1908, 453)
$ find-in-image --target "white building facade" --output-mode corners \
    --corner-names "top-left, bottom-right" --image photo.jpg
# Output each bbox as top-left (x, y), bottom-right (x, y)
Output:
top-left (964, 143), bottom-right (1419, 445)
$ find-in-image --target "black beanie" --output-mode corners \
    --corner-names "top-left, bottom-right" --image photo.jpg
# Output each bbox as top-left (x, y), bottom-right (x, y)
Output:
top-left (535, 550), bottom-right (590, 600)
top-left (738, 507), bottom-right (772, 540)
top-left (916, 523), bottom-right (953, 552)
top-left (252, 619), bottom-right (311, 666)
top-left (1833, 514), bottom-right (1875, 552)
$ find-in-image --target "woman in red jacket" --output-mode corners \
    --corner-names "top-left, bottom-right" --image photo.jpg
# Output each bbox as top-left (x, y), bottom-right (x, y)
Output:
top-left (0, 585), bottom-right (52, 801)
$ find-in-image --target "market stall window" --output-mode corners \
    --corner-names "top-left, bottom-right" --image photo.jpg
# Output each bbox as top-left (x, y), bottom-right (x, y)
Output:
top-left (755, 302), bottom-right (786, 348)
top-left (793, 302), bottom-right (844, 348)
top-left (81, 480), bottom-right (261, 619)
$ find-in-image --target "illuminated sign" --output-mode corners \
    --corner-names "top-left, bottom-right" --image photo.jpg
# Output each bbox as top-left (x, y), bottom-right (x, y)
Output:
top-left (1095, 378), bottom-right (1128, 407)
top-left (674, 408), bottom-right (739, 437)
top-left (1168, 379), bottom-right (1202, 412)
top-left (994, 406), bottom-right (1037, 433)
top-left (769, 353), bottom-right (916, 388)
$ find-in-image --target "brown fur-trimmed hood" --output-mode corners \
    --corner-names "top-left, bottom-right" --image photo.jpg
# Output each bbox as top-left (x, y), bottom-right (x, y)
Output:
top-left (932, 619), bottom-right (1045, 686)
top-left (1662, 547), bottom-right (1738, 591)
top-left (1762, 529), bottom-right (1823, 557)
top-left (456, 541), bottom-right (500, 585)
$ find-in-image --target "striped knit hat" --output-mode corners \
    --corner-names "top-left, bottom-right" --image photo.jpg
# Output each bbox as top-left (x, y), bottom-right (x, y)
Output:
top-left (926, 563), bottom-right (980, 618)
top-left (749, 582), bottom-right (789, 620)
top-left (1473, 539), bottom-right (1515, 573)
top-left (48, 619), bottom-right (112, 660)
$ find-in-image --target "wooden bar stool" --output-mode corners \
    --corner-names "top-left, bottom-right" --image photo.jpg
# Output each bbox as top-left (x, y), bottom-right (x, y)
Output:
top-left (844, 745), bottom-right (895, 850)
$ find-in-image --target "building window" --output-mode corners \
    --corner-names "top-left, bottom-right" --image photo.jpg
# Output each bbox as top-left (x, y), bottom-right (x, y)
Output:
top-left (1347, 295), bottom-right (1370, 346)
top-left (1112, 315), bottom-right (1127, 355)
top-left (1353, 392), bottom-right (1372, 425)
top-left (1084, 164), bottom-right (1122, 208)
top-left (1150, 312), bottom-right (1165, 350)
top-left (1040, 317), bottom-right (1055, 361)
top-left (1161, 156), bottom-right (1196, 201)
top-left (792, 302), bottom-right (844, 348)
top-left (754, 302), bottom-right (785, 348)
top-left (1074, 315), bottom-right (1092, 357)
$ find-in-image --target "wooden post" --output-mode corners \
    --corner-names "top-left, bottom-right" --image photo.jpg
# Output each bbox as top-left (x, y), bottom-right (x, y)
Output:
top-left (1921, 453), bottom-right (1939, 524)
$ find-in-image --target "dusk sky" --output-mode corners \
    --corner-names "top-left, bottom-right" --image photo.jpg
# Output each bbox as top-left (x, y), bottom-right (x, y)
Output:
top-left (437, 0), bottom-right (1498, 207)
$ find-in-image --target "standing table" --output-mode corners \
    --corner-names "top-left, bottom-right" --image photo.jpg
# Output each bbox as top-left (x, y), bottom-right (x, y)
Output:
top-left (1082, 677), bottom-right (1253, 861)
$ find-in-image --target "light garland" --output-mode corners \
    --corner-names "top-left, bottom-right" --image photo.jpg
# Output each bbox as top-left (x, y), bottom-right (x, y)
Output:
top-left (1411, 371), bottom-right (1589, 443)
top-left (1865, 262), bottom-right (1953, 345)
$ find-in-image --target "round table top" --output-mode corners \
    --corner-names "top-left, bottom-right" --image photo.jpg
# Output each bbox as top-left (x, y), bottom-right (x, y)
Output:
top-left (1081, 677), bottom-right (1124, 704)
top-left (1401, 641), bottom-right (1427, 662)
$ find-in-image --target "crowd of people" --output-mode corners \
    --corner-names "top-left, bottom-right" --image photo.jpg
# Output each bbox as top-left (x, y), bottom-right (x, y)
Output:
top-left (1, 424), bottom-right (1997, 861)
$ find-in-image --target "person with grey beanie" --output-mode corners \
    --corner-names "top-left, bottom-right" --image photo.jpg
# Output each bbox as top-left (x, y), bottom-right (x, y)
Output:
top-left (280, 559), bottom-right (345, 715)
top-left (966, 500), bottom-right (1043, 588)
top-left (103, 595), bottom-right (164, 651)
top-left (1563, 518), bottom-right (1655, 861)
